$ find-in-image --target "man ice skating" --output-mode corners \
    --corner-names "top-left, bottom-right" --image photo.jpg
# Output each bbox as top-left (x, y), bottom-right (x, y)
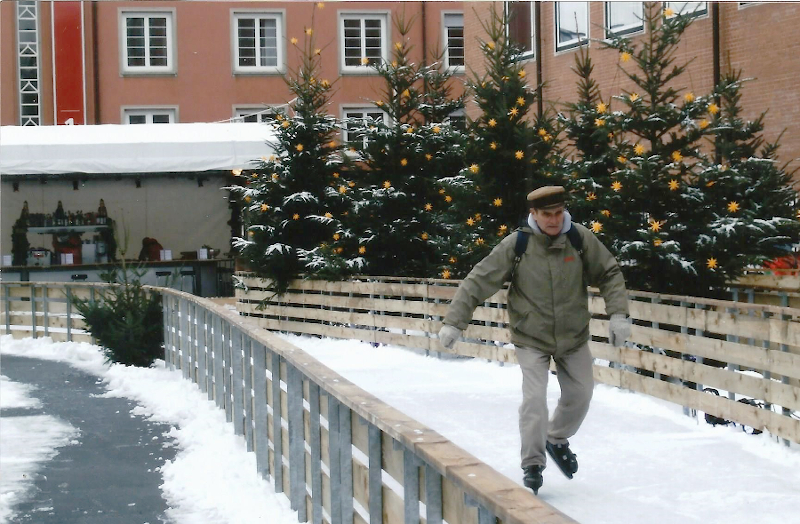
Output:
top-left (438, 186), bottom-right (630, 494)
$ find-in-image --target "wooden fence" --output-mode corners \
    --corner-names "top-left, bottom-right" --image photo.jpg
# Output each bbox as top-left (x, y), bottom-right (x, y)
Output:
top-left (236, 275), bottom-right (800, 446)
top-left (0, 281), bottom-right (577, 524)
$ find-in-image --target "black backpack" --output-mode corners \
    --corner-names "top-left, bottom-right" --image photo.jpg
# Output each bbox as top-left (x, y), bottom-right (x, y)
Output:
top-left (509, 225), bottom-right (586, 283)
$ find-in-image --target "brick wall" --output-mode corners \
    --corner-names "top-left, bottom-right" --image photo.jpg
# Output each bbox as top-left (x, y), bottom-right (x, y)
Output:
top-left (465, 1), bottom-right (800, 174)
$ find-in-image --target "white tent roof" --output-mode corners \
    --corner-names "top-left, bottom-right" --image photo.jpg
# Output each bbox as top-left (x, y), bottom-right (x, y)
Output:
top-left (0, 122), bottom-right (279, 176)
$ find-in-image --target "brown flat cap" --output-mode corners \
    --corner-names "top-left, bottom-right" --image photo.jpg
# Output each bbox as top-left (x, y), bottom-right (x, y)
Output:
top-left (527, 185), bottom-right (566, 209)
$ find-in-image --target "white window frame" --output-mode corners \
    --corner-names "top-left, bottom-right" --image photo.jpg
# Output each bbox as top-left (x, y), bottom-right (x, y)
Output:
top-left (233, 106), bottom-right (282, 123)
top-left (555, 2), bottom-right (589, 53)
top-left (442, 12), bottom-right (465, 72)
top-left (231, 11), bottom-right (285, 75)
top-left (119, 9), bottom-right (176, 75)
top-left (122, 107), bottom-right (178, 124)
top-left (605, 2), bottom-right (644, 39)
top-left (341, 106), bottom-right (388, 149)
top-left (665, 2), bottom-right (708, 18)
top-left (505, 1), bottom-right (535, 60)
top-left (338, 11), bottom-right (389, 74)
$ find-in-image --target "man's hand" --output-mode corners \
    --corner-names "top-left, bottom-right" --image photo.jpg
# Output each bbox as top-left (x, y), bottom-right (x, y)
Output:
top-left (608, 314), bottom-right (631, 347)
top-left (438, 325), bottom-right (462, 349)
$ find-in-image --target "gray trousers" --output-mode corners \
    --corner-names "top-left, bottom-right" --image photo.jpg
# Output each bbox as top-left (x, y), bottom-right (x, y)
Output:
top-left (515, 341), bottom-right (594, 469)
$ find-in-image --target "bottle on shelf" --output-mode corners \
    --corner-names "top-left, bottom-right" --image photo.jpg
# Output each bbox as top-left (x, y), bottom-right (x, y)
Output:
top-left (97, 199), bottom-right (108, 225)
top-left (54, 201), bottom-right (66, 226)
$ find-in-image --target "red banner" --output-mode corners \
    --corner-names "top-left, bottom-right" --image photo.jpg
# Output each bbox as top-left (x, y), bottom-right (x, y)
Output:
top-left (53, 2), bottom-right (85, 125)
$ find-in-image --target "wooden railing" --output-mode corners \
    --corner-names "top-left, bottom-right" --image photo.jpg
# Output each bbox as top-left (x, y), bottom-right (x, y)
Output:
top-left (0, 281), bottom-right (577, 524)
top-left (236, 275), bottom-right (800, 446)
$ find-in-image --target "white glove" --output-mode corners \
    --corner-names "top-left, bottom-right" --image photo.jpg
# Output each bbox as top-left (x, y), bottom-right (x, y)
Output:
top-left (438, 325), bottom-right (462, 350)
top-left (609, 314), bottom-right (631, 347)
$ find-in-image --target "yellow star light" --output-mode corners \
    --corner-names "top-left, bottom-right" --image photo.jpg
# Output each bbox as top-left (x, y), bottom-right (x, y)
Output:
top-left (621, 51), bottom-right (632, 63)
top-left (392, 60), bottom-right (398, 68)
top-left (499, 224), bottom-right (508, 233)
top-left (796, 209), bottom-right (800, 220)
top-left (486, 41), bottom-right (495, 50)
top-left (333, 233), bottom-right (340, 241)
top-left (282, 120), bottom-right (290, 128)
top-left (508, 107), bottom-right (519, 118)
top-left (629, 93), bottom-right (639, 102)
top-left (654, 238), bottom-right (663, 246)
top-left (395, 42), bottom-right (403, 50)
top-left (708, 103), bottom-right (720, 115)
top-left (339, 185), bottom-right (347, 194)
top-left (469, 164), bottom-right (480, 174)
top-left (332, 172), bottom-right (340, 178)
top-left (251, 173), bottom-right (259, 179)
top-left (348, 181), bottom-right (356, 187)
top-left (517, 96), bottom-right (526, 106)
top-left (611, 181), bottom-right (623, 192)
top-left (442, 269), bottom-right (451, 279)
top-left (336, 247), bottom-right (343, 254)
top-left (490, 142), bottom-right (497, 150)
top-left (706, 257), bottom-right (718, 269)
top-left (296, 144), bottom-right (304, 152)
top-left (421, 232), bottom-right (429, 240)
top-left (706, 180), bottom-right (716, 187)
top-left (400, 158), bottom-right (408, 166)
top-left (587, 192), bottom-right (597, 201)
top-left (232, 169), bottom-right (243, 176)
top-left (596, 102), bottom-right (607, 114)
top-left (424, 203), bottom-right (433, 211)
top-left (290, 37), bottom-right (298, 45)
top-left (595, 118), bottom-right (605, 127)
top-left (591, 221), bottom-right (603, 233)
top-left (405, 127), bottom-right (414, 134)
top-left (617, 155), bottom-right (627, 164)
top-left (445, 195), bottom-right (453, 203)
top-left (321, 79), bottom-right (330, 87)
top-left (359, 246), bottom-right (366, 254)
top-left (272, 173), bottom-right (279, 181)
top-left (727, 201), bottom-right (740, 213)
top-left (317, 3), bottom-right (324, 9)
top-left (375, 100), bottom-right (384, 107)
top-left (305, 28), bottom-right (313, 36)
top-left (601, 209), bottom-right (611, 217)
top-left (361, 57), bottom-right (370, 65)
top-left (261, 203), bottom-right (269, 212)
top-left (518, 69), bottom-right (526, 78)
top-left (684, 92), bottom-right (695, 103)
top-left (292, 213), bottom-right (300, 220)
top-left (493, 198), bottom-right (503, 207)
top-left (466, 218), bottom-right (475, 226)
top-left (475, 238), bottom-right (485, 245)
top-left (664, 7), bottom-right (675, 17)
top-left (634, 143), bottom-right (645, 155)
top-left (425, 153), bottom-right (433, 160)
top-left (649, 219), bottom-right (665, 232)
top-left (439, 188), bottom-right (446, 194)
top-left (672, 151), bottom-right (683, 162)
top-left (244, 196), bottom-right (251, 203)
top-left (402, 89), bottom-right (410, 98)
top-left (488, 118), bottom-right (497, 128)
top-left (474, 213), bottom-right (482, 221)
top-left (433, 126), bottom-right (441, 133)
top-left (383, 181), bottom-right (392, 189)
top-left (669, 179), bottom-right (680, 191)
top-left (515, 150), bottom-right (524, 160)
top-left (324, 212), bottom-right (333, 218)
top-left (248, 231), bottom-right (254, 237)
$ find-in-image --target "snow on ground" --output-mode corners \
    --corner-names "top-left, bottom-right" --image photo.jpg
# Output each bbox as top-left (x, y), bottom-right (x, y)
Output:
top-left (279, 333), bottom-right (800, 524)
top-left (0, 336), bottom-right (299, 524)
top-left (2, 333), bottom-right (799, 524)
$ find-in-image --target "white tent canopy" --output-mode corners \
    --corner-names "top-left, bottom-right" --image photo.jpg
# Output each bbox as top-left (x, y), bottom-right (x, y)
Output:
top-left (0, 122), bottom-right (279, 176)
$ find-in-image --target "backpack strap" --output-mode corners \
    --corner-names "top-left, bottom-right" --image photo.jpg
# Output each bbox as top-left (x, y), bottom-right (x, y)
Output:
top-left (566, 226), bottom-right (590, 286)
top-left (509, 228), bottom-right (529, 283)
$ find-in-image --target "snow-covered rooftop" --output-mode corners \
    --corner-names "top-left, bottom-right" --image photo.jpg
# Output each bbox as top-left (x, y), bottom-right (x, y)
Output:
top-left (0, 122), bottom-right (278, 176)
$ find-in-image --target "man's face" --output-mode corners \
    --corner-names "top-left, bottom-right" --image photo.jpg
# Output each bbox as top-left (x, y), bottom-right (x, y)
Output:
top-left (531, 205), bottom-right (565, 237)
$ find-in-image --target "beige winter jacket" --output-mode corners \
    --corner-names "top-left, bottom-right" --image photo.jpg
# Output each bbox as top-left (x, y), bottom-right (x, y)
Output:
top-left (443, 220), bottom-right (629, 354)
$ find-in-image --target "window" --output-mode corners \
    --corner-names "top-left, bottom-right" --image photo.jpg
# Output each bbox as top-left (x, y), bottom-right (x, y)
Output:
top-left (233, 106), bottom-right (281, 123)
top-left (123, 108), bottom-right (176, 124)
top-left (556, 2), bottom-right (589, 52)
top-left (442, 13), bottom-right (465, 71)
top-left (506, 1), bottom-right (534, 58)
top-left (120, 10), bottom-right (175, 73)
top-left (605, 2), bottom-right (644, 38)
top-left (342, 107), bottom-right (387, 148)
top-left (340, 13), bottom-right (388, 73)
top-left (447, 109), bottom-right (467, 131)
top-left (232, 12), bottom-right (284, 74)
top-left (665, 2), bottom-right (708, 18)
